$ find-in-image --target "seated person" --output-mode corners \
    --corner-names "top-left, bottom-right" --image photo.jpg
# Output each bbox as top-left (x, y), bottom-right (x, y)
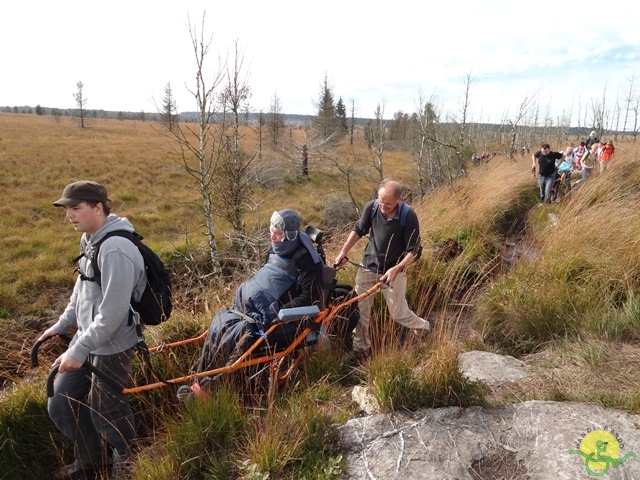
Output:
top-left (196, 209), bottom-right (325, 375)
top-left (556, 158), bottom-right (573, 192)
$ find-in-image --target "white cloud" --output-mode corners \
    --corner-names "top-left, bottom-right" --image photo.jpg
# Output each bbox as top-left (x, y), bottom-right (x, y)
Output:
top-left (2, 0), bottom-right (638, 125)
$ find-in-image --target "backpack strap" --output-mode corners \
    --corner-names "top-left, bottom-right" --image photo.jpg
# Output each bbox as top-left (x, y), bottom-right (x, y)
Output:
top-left (77, 230), bottom-right (142, 286)
top-left (370, 199), bottom-right (408, 229)
top-left (76, 230), bottom-right (143, 326)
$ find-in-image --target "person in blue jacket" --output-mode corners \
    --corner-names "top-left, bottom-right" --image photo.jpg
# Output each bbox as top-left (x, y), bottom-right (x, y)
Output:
top-left (196, 209), bottom-right (325, 375)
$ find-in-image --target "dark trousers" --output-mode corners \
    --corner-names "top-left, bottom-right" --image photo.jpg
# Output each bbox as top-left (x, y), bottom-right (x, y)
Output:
top-left (47, 350), bottom-right (135, 467)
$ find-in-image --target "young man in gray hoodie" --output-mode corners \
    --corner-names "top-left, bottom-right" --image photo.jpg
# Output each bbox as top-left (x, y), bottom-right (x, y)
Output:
top-left (37, 181), bottom-right (146, 479)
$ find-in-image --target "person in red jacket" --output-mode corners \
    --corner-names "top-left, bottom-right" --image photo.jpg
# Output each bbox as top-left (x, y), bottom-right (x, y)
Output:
top-left (599, 140), bottom-right (615, 175)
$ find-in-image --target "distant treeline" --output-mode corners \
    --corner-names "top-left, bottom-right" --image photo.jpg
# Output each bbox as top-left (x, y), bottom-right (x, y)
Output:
top-left (0, 105), bottom-right (376, 127)
top-left (1, 105), bottom-right (629, 138)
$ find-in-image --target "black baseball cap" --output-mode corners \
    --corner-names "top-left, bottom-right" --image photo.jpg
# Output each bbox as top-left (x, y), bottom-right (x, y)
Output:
top-left (53, 181), bottom-right (110, 207)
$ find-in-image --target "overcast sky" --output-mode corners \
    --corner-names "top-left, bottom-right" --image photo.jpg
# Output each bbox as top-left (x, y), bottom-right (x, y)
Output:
top-left (2, 0), bottom-right (639, 125)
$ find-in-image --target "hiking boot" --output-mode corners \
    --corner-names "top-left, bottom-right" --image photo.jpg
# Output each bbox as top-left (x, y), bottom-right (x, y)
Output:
top-left (53, 459), bottom-right (102, 480)
top-left (109, 450), bottom-right (129, 480)
top-left (412, 318), bottom-right (431, 336)
top-left (406, 319), bottom-right (431, 344)
top-left (350, 349), bottom-right (371, 366)
top-left (176, 384), bottom-right (193, 402)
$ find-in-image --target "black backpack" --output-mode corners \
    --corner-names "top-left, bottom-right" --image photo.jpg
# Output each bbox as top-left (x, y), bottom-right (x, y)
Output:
top-left (77, 230), bottom-right (172, 325)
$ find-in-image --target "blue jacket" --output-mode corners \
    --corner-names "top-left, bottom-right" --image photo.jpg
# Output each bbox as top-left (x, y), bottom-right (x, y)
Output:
top-left (232, 245), bottom-right (323, 328)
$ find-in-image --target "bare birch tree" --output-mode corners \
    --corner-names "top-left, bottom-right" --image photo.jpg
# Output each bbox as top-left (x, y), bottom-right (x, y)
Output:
top-left (632, 89), bottom-right (640, 141)
top-left (503, 89), bottom-right (539, 160)
top-left (266, 91), bottom-right (285, 147)
top-left (455, 73), bottom-right (473, 174)
top-left (620, 73), bottom-right (636, 139)
top-left (172, 13), bottom-right (225, 276)
top-left (366, 102), bottom-right (386, 182)
top-left (217, 41), bottom-right (254, 242)
top-left (589, 86), bottom-right (608, 138)
top-left (413, 93), bottom-right (438, 194)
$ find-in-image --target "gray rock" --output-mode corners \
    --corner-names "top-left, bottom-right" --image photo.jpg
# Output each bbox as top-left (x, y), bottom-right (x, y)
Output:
top-left (339, 400), bottom-right (640, 479)
top-left (342, 351), bottom-right (640, 478)
top-left (459, 350), bottom-right (528, 386)
top-left (352, 385), bottom-right (380, 415)
top-left (340, 401), bottom-right (640, 480)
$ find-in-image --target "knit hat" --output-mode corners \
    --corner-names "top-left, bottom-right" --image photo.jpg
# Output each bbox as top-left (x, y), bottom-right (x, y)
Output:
top-left (270, 209), bottom-right (300, 241)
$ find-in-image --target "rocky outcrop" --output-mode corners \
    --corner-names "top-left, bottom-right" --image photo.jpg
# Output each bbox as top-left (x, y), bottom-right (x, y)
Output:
top-left (341, 351), bottom-right (640, 479)
top-left (340, 401), bottom-right (640, 479)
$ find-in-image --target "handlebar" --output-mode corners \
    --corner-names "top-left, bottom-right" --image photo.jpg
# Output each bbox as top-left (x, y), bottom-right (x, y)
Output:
top-left (46, 360), bottom-right (126, 398)
top-left (30, 333), bottom-right (73, 368)
top-left (33, 334), bottom-right (126, 397)
top-left (334, 257), bottom-right (385, 278)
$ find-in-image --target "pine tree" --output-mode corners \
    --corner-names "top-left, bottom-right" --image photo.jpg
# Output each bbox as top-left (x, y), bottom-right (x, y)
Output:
top-left (160, 82), bottom-right (178, 132)
top-left (73, 81), bottom-right (87, 128)
top-left (313, 74), bottom-right (340, 140)
top-left (336, 97), bottom-right (348, 133)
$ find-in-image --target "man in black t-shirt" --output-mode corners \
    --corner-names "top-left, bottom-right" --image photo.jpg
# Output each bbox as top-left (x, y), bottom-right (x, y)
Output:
top-left (532, 143), bottom-right (565, 204)
top-left (334, 179), bottom-right (430, 357)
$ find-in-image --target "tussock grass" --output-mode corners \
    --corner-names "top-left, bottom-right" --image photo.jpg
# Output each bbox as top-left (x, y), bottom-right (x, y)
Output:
top-left (156, 383), bottom-right (247, 479)
top-left (0, 374), bottom-right (67, 479)
top-left (487, 337), bottom-right (640, 411)
top-left (132, 358), bottom-right (350, 480)
top-left (367, 340), bottom-right (488, 412)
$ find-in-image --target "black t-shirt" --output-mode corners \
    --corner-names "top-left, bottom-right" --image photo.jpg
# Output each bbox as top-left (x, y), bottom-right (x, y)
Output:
top-left (534, 150), bottom-right (563, 176)
top-left (353, 200), bottom-right (421, 273)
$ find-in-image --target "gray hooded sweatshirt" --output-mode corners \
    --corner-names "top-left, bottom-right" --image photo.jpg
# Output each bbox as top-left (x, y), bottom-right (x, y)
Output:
top-left (53, 214), bottom-right (147, 363)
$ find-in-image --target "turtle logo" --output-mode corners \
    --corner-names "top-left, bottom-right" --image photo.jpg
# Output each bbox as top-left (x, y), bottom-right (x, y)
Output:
top-left (570, 429), bottom-right (636, 476)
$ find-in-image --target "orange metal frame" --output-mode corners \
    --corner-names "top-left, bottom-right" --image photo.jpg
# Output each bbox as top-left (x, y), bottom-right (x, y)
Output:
top-left (122, 282), bottom-right (383, 394)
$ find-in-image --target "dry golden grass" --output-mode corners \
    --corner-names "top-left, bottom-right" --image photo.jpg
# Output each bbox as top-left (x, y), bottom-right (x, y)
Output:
top-left (0, 113), bottom-right (422, 319)
top-left (489, 339), bottom-right (640, 411)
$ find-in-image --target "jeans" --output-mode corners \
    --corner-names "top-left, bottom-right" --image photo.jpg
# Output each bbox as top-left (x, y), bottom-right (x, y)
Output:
top-left (48, 350), bottom-right (135, 467)
top-left (582, 166), bottom-right (594, 182)
top-left (538, 174), bottom-right (555, 203)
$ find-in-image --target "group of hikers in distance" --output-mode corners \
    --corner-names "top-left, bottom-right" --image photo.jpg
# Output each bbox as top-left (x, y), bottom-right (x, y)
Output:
top-left (532, 131), bottom-right (616, 204)
top-left (36, 178), bottom-right (429, 479)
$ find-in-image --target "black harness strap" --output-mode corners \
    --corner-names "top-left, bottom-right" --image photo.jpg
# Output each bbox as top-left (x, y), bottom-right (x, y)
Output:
top-left (267, 245), bottom-right (310, 276)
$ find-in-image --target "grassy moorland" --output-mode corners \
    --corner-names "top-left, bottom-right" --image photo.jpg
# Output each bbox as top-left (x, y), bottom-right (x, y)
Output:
top-left (1, 113), bottom-right (640, 479)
